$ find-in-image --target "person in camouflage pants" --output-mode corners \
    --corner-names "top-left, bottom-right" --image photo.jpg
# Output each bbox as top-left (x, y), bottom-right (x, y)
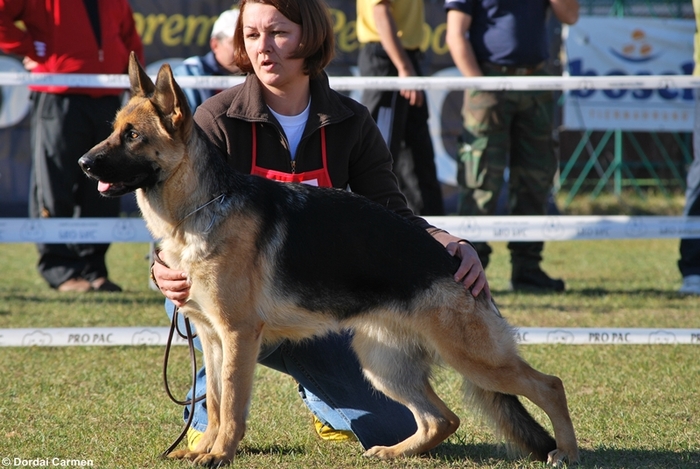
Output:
top-left (445, 0), bottom-right (580, 291)
top-left (457, 67), bottom-right (562, 289)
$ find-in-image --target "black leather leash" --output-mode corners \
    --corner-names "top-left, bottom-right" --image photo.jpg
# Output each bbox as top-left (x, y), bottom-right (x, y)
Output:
top-left (160, 304), bottom-right (207, 458)
top-left (153, 248), bottom-right (207, 458)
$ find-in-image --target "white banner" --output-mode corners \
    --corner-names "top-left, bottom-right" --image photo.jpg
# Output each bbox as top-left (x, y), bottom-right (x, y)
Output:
top-left (0, 327), bottom-right (187, 347)
top-left (0, 327), bottom-right (697, 347)
top-left (2, 216), bottom-right (700, 243)
top-left (564, 16), bottom-right (695, 131)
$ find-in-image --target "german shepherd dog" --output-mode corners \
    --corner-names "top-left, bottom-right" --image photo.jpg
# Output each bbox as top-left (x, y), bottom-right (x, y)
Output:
top-left (79, 53), bottom-right (579, 467)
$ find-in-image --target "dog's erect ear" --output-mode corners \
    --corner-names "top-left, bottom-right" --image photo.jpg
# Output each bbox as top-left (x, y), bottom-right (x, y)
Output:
top-left (152, 63), bottom-right (192, 133)
top-left (128, 51), bottom-right (155, 97)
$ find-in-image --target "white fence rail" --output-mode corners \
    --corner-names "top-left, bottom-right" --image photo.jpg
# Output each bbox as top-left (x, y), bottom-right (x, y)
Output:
top-left (1, 72), bottom-right (699, 91)
top-left (1, 216), bottom-right (700, 243)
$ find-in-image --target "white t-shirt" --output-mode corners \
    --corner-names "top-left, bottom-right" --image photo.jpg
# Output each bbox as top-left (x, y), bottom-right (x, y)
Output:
top-left (268, 99), bottom-right (311, 160)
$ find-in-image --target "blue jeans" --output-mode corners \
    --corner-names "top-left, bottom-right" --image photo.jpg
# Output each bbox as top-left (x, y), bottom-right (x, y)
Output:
top-left (165, 300), bottom-right (417, 449)
top-left (679, 89), bottom-right (700, 277)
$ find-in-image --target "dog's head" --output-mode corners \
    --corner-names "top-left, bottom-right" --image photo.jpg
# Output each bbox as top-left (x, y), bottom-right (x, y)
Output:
top-left (78, 52), bottom-right (193, 197)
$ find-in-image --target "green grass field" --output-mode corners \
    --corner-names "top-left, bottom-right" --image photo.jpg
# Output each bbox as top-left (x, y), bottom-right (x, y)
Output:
top-left (1, 192), bottom-right (698, 468)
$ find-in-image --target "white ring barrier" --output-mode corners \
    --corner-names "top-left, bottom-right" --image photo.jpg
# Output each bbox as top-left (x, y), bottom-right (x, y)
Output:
top-left (422, 215), bottom-right (700, 241)
top-left (0, 326), bottom-right (697, 347)
top-left (0, 218), bottom-right (153, 243)
top-left (0, 72), bottom-right (698, 91)
top-left (1, 216), bottom-right (699, 243)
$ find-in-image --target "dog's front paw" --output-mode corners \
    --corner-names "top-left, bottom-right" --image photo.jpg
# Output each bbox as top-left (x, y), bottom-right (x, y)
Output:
top-left (165, 449), bottom-right (191, 461)
top-left (547, 448), bottom-right (580, 467)
top-left (167, 449), bottom-right (233, 467)
top-left (166, 449), bottom-right (204, 463)
top-left (192, 451), bottom-right (234, 467)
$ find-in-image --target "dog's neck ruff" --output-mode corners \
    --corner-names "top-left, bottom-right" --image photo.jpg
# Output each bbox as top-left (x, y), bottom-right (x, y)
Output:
top-left (172, 193), bottom-right (227, 234)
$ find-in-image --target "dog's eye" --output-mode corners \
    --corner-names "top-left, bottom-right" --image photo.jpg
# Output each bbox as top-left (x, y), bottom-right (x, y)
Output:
top-left (127, 130), bottom-right (139, 140)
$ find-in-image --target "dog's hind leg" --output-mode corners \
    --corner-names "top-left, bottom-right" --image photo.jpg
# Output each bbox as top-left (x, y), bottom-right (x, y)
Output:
top-left (426, 298), bottom-right (579, 465)
top-left (350, 324), bottom-right (460, 459)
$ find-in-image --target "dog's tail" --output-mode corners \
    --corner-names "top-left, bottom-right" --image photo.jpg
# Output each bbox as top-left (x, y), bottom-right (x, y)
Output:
top-left (464, 381), bottom-right (556, 461)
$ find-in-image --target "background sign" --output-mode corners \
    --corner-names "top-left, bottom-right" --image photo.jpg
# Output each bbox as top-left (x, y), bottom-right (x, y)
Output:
top-left (564, 16), bottom-right (694, 131)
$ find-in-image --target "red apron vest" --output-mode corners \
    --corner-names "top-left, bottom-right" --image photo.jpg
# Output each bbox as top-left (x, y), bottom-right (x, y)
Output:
top-left (250, 123), bottom-right (332, 188)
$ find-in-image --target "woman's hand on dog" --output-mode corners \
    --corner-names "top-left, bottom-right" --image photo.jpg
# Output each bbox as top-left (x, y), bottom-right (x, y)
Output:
top-left (448, 241), bottom-right (491, 300)
top-left (432, 233), bottom-right (491, 300)
top-left (152, 261), bottom-right (191, 307)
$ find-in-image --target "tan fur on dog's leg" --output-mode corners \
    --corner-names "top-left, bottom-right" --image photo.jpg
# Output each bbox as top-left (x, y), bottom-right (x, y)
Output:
top-left (191, 331), bottom-right (224, 457)
top-left (515, 365), bottom-right (578, 465)
top-left (191, 323), bottom-right (262, 467)
top-left (424, 298), bottom-right (579, 464)
top-left (351, 324), bottom-right (459, 458)
top-left (476, 361), bottom-right (578, 465)
top-left (363, 382), bottom-right (460, 459)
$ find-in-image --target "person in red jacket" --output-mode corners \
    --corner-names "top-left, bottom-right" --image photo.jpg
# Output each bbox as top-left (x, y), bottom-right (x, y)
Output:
top-left (0, 0), bottom-right (144, 292)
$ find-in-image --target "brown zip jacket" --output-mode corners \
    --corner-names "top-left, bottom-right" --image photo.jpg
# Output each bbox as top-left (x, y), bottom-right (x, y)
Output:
top-left (193, 71), bottom-right (434, 232)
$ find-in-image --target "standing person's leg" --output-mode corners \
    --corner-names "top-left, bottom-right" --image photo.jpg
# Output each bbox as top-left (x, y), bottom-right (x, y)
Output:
top-left (403, 52), bottom-right (443, 216)
top-left (29, 93), bottom-right (93, 289)
top-left (405, 99), bottom-right (444, 215)
top-left (678, 88), bottom-right (700, 294)
top-left (358, 43), bottom-right (416, 206)
top-left (457, 88), bottom-right (511, 268)
top-left (507, 86), bottom-right (564, 292)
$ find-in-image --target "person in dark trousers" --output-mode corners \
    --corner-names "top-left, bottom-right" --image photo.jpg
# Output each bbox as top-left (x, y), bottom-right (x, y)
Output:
top-left (444, 0), bottom-right (579, 292)
top-left (0, 0), bottom-right (144, 292)
top-left (356, 0), bottom-right (445, 216)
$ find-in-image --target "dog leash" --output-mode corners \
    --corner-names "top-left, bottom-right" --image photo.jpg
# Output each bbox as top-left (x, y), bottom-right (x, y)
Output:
top-left (160, 290), bottom-right (207, 458)
top-left (151, 248), bottom-right (208, 457)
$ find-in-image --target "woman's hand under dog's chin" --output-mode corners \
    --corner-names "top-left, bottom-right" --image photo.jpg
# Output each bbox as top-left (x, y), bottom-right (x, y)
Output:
top-left (152, 261), bottom-right (191, 307)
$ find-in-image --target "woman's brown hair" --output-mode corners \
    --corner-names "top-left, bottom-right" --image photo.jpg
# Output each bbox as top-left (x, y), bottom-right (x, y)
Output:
top-left (233, 0), bottom-right (335, 78)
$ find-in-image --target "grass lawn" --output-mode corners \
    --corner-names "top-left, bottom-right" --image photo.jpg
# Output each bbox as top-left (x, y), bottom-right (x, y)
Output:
top-left (0, 191), bottom-right (698, 468)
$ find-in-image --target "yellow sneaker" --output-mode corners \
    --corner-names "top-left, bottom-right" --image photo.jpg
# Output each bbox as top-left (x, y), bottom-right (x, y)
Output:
top-left (186, 427), bottom-right (204, 451)
top-left (313, 416), bottom-right (356, 442)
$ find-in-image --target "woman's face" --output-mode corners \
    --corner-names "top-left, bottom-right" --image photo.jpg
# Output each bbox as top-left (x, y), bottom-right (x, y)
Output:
top-left (242, 3), bottom-right (305, 91)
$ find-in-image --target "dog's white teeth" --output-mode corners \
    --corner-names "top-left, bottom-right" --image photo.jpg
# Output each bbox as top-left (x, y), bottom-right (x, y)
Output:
top-left (98, 181), bottom-right (112, 192)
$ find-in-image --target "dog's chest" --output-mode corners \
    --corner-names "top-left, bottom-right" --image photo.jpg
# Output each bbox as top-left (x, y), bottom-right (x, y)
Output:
top-left (160, 237), bottom-right (208, 271)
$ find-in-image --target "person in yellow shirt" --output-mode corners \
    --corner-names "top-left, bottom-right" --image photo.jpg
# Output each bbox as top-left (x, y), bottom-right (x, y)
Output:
top-left (356, 0), bottom-right (445, 216)
top-left (678, 0), bottom-right (700, 295)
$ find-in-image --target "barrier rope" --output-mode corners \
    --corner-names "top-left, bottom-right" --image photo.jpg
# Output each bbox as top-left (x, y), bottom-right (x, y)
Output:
top-left (0, 72), bottom-right (698, 91)
top-left (2, 216), bottom-right (699, 243)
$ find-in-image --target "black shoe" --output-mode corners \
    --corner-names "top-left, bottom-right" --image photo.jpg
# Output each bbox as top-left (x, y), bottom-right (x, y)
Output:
top-left (90, 277), bottom-right (123, 292)
top-left (511, 267), bottom-right (565, 292)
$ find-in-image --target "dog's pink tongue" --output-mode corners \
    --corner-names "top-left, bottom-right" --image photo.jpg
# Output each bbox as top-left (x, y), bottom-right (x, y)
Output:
top-left (98, 181), bottom-right (111, 193)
